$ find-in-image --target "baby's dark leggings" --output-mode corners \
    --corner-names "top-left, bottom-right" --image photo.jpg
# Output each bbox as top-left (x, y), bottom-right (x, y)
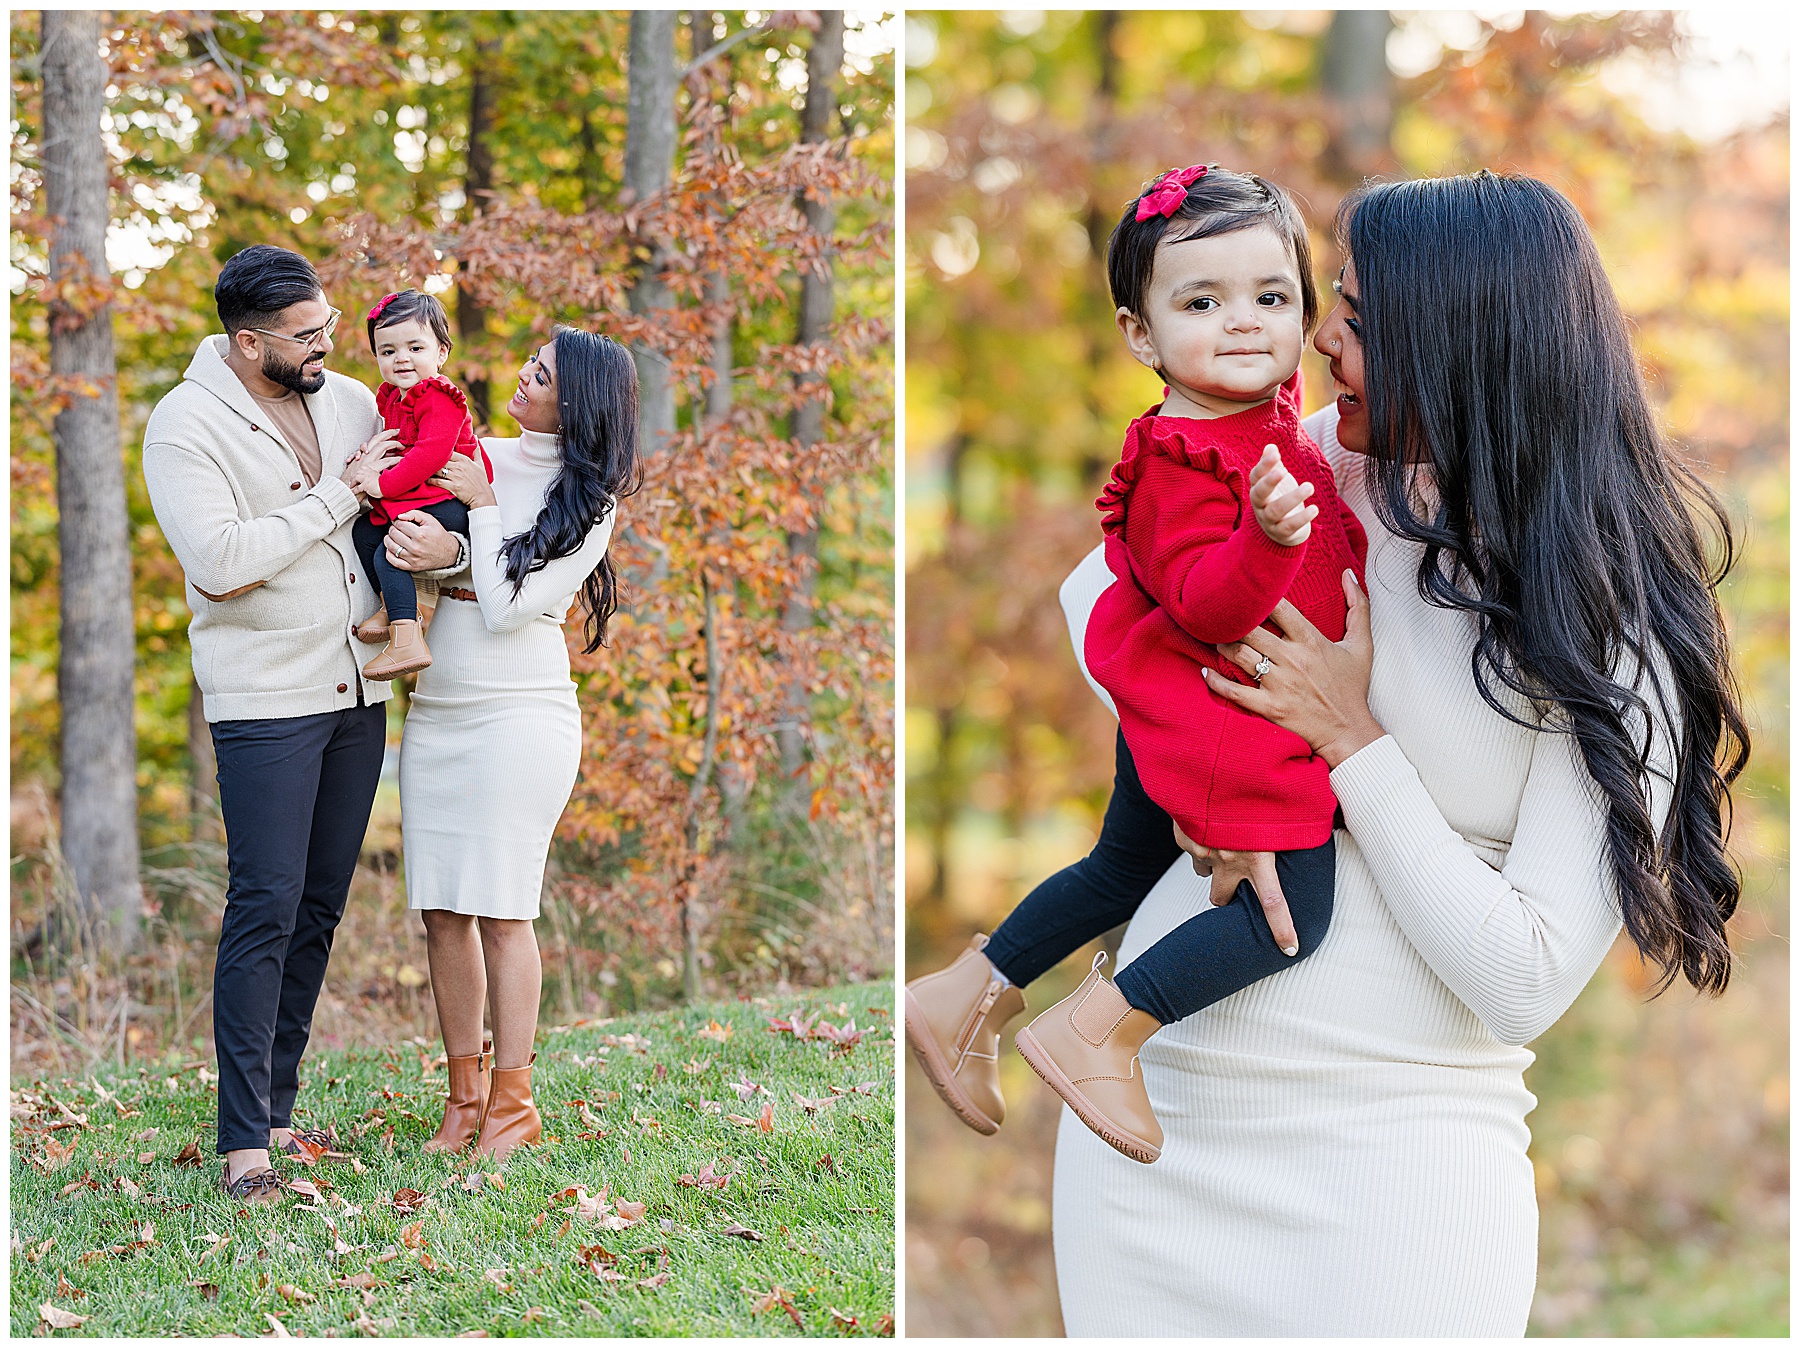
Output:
top-left (352, 499), bottom-right (470, 623)
top-left (982, 728), bottom-right (1335, 1025)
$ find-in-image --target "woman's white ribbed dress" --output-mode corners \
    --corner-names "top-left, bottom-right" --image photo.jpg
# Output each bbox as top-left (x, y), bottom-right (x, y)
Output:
top-left (400, 429), bottom-right (614, 919)
top-left (1050, 406), bottom-right (1672, 1336)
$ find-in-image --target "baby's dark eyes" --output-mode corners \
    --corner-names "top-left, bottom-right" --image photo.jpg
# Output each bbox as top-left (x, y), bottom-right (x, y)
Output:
top-left (1257, 292), bottom-right (1288, 307)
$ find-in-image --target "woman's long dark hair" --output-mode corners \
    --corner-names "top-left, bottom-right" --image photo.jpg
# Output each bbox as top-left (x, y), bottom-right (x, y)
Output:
top-left (500, 327), bottom-right (641, 652)
top-left (1342, 171), bottom-right (1750, 995)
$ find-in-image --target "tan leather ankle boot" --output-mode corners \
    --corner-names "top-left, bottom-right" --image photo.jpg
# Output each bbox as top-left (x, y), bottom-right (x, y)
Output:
top-left (423, 1040), bottom-right (490, 1154)
top-left (473, 1053), bottom-right (541, 1162)
top-left (354, 602), bottom-right (391, 644)
top-left (1014, 951), bottom-right (1163, 1164)
top-left (361, 618), bottom-right (432, 679)
top-left (904, 934), bottom-right (1025, 1135)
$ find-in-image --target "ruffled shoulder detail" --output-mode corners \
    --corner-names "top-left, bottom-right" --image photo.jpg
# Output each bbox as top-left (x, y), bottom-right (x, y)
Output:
top-left (399, 374), bottom-right (469, 413)
top-left (376, 381), bottom-right (405, 416)
top-left (1095, 406), bottom-right (1252, 539)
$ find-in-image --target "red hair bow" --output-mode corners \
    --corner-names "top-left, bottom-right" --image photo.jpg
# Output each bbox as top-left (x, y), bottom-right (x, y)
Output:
top-left (367, 292), bottom-right (402, 323)
top-left (1136, 164), bottom-right (1208, 222)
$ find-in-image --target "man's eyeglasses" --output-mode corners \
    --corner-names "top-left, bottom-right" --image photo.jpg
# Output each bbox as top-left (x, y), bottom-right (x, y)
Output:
top-left (248, 307), bottom-right (341, 353)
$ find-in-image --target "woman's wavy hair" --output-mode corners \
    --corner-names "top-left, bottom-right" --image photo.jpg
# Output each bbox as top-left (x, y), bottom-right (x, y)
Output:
top-left (499, 327), bottom-right (641, 652)
top-left (1341, 171), bottom-right (1750, 995)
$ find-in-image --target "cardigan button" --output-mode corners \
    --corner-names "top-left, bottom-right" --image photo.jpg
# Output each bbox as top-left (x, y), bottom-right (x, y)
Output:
top-left (250, 424), bottom-right (259, 433)
top-left (337, 683), bottom-right (349, 693)
top-left (290, 481), bottom-right (301, 490)
top-left (348, 573), bottom-right (355, 583)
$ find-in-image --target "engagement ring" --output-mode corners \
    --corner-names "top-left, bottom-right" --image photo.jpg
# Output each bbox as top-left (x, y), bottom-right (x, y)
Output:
top-left (1253, 654), bottom-right (1274, 681)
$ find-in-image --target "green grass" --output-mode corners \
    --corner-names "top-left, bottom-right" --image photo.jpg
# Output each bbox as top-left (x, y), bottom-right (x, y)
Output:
top-left (11, 983), bottom-right (895, 1338)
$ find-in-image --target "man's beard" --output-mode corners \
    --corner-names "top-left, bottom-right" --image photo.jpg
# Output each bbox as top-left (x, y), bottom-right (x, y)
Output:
top-left (264, 346), bottom-right (327, 395)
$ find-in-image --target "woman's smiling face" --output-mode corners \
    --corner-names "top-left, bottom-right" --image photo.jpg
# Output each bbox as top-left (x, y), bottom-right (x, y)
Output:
top-left (508, 343), bottom-right (561, 434)
top-left (1313, 259), bottom-right (1368, 453)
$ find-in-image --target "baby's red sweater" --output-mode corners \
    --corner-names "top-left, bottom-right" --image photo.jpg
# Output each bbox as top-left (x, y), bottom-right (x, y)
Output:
top-left (369, 376), bottom-right (492, 527)
top-left (1085, 376), bottom-right (1369, 850)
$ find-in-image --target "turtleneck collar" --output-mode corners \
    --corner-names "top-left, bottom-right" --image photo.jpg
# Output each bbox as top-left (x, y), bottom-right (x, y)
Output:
top-left (518, 427), bottom-right (562, 468)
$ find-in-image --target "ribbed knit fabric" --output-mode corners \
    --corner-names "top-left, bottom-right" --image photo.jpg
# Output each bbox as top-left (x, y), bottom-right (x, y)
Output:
top-left (1049, 405), bottom-right (1674, 1337)
top-left (399, 430), bottom-right (617, 919)
top-left (1085, 379), bottom-right (1367, 849)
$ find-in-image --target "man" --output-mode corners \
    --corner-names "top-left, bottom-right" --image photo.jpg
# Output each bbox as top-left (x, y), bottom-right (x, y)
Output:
top-left (142, 245), bottom-right (458, 1200)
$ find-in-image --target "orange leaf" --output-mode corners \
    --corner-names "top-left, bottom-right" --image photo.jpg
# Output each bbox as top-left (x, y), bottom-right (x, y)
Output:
top-left (399, 1220), bottom-right (425, 1249)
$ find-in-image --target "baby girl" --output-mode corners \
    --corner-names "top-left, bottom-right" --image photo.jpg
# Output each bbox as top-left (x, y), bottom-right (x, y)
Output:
top-left (351, 289), bottom-right (491, 679)
top-left (907, 165), bottom-right (1368, 1163)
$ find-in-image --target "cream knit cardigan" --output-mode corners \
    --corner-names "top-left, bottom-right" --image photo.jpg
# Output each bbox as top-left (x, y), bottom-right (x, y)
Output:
top-left (143, 335), bottom-right (388, 722)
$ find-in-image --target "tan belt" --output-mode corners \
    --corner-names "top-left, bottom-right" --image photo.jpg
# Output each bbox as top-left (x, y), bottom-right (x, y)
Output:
top-left (441, 586), bottom-right (479, 603)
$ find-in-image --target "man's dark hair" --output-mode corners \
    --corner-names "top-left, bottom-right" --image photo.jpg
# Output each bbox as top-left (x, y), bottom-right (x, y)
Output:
top-left (1106, 166), bottom-right (1317, 331)
top-left (367, 289), bottom-right (454, 352)
top-left (214, 245), bottom-right (323, 336)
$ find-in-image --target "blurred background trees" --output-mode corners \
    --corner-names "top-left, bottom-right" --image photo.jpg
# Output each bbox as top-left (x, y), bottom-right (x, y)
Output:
top-left (904, 10), bottom-right (1785, 1336)
top-left (11, 11), bottom-right (894, 1064)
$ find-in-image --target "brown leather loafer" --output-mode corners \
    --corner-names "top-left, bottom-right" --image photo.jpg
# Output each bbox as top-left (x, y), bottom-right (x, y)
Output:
top-left (220, 1161), bottom-right (286, 1204)
top-left (1014, 951), bottom-right (1164, 1164)
top-left (904, 933), bottom-right (1025, 1135)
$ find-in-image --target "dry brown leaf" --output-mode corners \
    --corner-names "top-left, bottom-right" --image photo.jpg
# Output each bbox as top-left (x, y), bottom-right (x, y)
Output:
top-left (757, 1101), bottom-right (775, 1133)
top-left (173, 1140), bottom-right (204, 1168)
top-left (117, 1176), bottom-right (142, 1200)
top-left (27, 1238), bottom-right (55, 1263)
top-left (136, 1151), bottom-right (156, 1165)
top-left (335, 1272), bottom-right (380, 1290)
top-left (697, 1019), bottom-right (734, 1043)
top-left (830, 1308), bottom-right (859, 1330)
top-left (276, 1284), bottom-right (314, 1305)
top-left (199, 1232), bottom-right (230, 1263)
top-left (725, 1113), bottom-right (759, 1129)
top-left (482, 1268), bottom-right (511, 1291)
top-left (39, 1302), bottom-right (89, 1330)
top-left (264, 1312), bottom-right (292, 1337)
top-left (190, 1281), bottom-right (221, 1301)
top-left (399, 1220), bottom-right (425, 1249)
top-left (287, 1178), bottom-right (320, 1201)
top-left (637, 1272), bottom-right (671, 1288)
top-left (55, 1273), bottom-right (84, 1300)
top-left (390, 1187), bottom-right (426, 1214)
top-left (722, 1221), bottom-right (764, 1242)
top-left (134, 1127), bottom-right (158, 1142)
top-left (41, 1136), bottom-right (77, 1170)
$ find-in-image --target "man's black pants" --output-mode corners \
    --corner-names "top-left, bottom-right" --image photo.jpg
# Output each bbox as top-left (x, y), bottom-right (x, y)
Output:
top-left (210, 703), bottom-right (385, 1153)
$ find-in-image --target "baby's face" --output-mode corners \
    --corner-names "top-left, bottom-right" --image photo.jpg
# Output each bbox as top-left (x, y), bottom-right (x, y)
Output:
top-left (1126, 224), bottom-right (1306, 412)
top-left (373, 317), bottom-right (448, 390)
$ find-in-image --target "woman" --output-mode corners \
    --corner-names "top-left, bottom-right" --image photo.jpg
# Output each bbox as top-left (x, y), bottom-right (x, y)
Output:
top-left (368, 328), bottom-right (638, 1162)
top-left (1048, 173), bottom-right (1746, 1335)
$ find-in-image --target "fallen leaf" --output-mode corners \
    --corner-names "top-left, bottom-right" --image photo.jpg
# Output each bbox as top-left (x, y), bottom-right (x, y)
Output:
top-left (288, 1178), bottom-right (320, 1201)
top-left (577, 1299), bottom-right (602, 1317)
top-left (117, 1176), bottom-right (142, 1200)
top-left (134, 1127), bottom-right (159, 1142)
top-left (677, 1160), bottom-right (733, 1190)
top-left (190, 1281), bottom-right (221, 1301)
top-left (697, 1019), bottom-right (734, 1043)
top-left (399, 1220), bottom-right (425, 1249)
top-left (27, 1238), bottom-right (55, 1263)
top-left (876, 1312), bottom-right (895, 1335)
top-left (530, 1211), bottom-right (547, 1233)
top-left (748, 1284), bottom-right (804, 1329)
top-left (830, 1308), bottom-right (859, 1330)
top-left (39, 1303), bottom-right (89, 1330)
top-left (336, 1272), bottom-right (380, 1290)
top-left (482, 1268), bottom-right (511, 1291)
top-left (173, 1140), bottom-right (204, 1168)
top-left (137, 1151), bottom-right (156, 1164)
top-left (637, 1272), bottom-right (670, 1289)
top-left (41, 1136), bottom-right (77, 1170)
top-left (722, 1221), bottom-right (763, 1242)
top-left (265, 1312), bottom-right (292, 1337)
top-left (276, 1284), bottom-right (314, 1305)
top-left (55, 1274), bottom-right (84, 1300)
top-left (725, 1113), bottom-right (759, 1129)
top-left (757, 1101), bottom-right (775, 1134)
top-left (727, 1077), bottom-right (766, 1100)
top-left (391, 1188), bottom-right (426, 1214)
top-left (682, 1057), bottom-right (711, 1075)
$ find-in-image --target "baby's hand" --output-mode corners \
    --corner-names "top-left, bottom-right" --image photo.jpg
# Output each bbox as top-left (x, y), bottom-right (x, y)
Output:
top-left (1249, 443), bottom-right (1317, 548)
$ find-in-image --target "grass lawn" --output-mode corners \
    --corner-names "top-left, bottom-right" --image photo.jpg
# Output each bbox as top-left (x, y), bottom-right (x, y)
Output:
top-left (11, 982), bottom-right (895, 1338)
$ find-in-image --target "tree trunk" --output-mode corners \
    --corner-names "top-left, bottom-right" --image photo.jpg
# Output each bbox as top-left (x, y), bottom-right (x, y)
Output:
top-left (42, 9), bottom-right (142, 955)
top-left (680, 571), bottom-right (723, 1001)
top-left (457, 26), bottom-right (499, 429)
top-left (624, 10), bottom-right (680, 459)
top-left (1320, 10), bottom-right (1396, 183)
top-left (776, 11), bottom-right (845, 778)
top-left (188, 674), bottom-right (221, 841)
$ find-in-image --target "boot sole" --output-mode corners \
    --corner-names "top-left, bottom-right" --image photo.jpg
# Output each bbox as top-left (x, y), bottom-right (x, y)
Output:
top-left (1014, 1026), bottom-right (1160, 1165)
top-left (903, 986), bottom-right (1002, 1136)
top-left (362, 657), bottom-right (432, 679)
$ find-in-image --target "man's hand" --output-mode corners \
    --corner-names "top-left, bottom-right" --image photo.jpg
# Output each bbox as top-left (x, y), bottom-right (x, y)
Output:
top-left (1248, 444), bottom-right (1317, 548)
top-left (385, 510), bottom-right (462, 572)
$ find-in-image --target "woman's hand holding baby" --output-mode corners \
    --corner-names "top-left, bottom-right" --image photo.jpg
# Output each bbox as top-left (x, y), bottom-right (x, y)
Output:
top-left (1249, 444), bottom-right (1317, 547)
top-left (1171, 823), bottom-right (1299, 957)
top-left (431, 454), bottom-right (497, 509)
